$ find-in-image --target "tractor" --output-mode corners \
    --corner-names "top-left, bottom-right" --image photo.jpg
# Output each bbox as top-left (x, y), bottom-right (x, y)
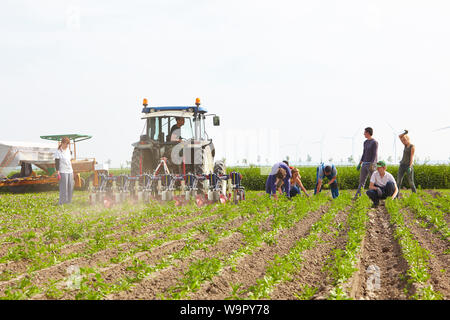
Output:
top-left (89, 98), bottom-right (244, 206)
top-left (131, 97), bottom-right (223, 174)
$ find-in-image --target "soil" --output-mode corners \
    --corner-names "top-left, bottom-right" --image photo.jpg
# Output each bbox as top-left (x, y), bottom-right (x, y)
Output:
top-left (351, 205), bottom-right (410, 300)
top-left (188, 204), bottom-right (332, 300)
top-left (270, 206), bottom-right (349, 300)
top-left (401, 207), bottom-right (450, 299)
top-left (0, 211), bottom-right (228, 296)
top-left (108, 232), bottom-right (245, 300)
top-left (36, 213), bottom-right (252, 299)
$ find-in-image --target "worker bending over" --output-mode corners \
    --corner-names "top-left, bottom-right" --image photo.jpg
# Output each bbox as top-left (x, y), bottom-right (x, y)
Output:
top-left (314, 163), bottom-right (339, 199)
top-left (265, 161), bottom-right (292, 200)
top-left (289, 167), bottom-right (310, 197)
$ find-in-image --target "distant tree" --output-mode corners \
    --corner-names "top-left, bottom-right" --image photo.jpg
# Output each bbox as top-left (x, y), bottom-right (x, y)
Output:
top-left (387, 156), bottom-right (393, 163)
top-left (298, 157), bottom-right (302, 163)
top-left (257, 155), bottom-right (261, 164)
top-left (242, 159), bottom-right (248, 165)
top-left (328, 158), bottom-right (333, 163)
top-left (106, 159), bottom-right (112, 168)
top-left (306, 154), bottom-right (312, 163)
top-left (347, 155), bottom-right (354, 164)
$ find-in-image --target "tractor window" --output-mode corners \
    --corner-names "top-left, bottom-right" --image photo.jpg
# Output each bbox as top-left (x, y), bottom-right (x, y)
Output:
top-left (180, 118), bottom-right (194, 140)
top-left (196, 115), bottom-right (206, 140)
top-left (161, 117), bottom-right (170, 142)
top-left (147, 118), bottom-right (160, 141)
top-left (147, 116), bottom-right (194, 142)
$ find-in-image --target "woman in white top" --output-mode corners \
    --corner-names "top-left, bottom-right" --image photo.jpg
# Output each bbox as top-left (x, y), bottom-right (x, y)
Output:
top-left (55, 137), bottom-right (74, 205)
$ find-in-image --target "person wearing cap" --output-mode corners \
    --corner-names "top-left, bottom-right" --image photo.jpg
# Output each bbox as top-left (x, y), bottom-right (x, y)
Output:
top-left (366, 160), bottom-right (398, 208)
top-left (397, 130), bottom-right (417, 195)
top-left (314, 163), bottom-right (339, 199)
top-left (354, 127), bottom-right (378, 200)
top-left (265, 161), bottom-right (292, 200)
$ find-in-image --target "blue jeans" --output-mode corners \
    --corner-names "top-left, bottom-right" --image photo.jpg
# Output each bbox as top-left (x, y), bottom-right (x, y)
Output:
top-left (290, 185), bottom-right (300, 197)
top-left (314, 171), bottom-right (339, 199)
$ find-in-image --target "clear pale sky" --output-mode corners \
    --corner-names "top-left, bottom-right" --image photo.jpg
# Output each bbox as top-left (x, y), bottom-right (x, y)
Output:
top-left (1, 0), bottom-right (449, 167)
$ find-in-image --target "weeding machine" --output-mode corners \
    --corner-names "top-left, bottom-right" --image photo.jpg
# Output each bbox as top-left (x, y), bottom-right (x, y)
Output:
top-left (88, 98), bottom-right (245, 207)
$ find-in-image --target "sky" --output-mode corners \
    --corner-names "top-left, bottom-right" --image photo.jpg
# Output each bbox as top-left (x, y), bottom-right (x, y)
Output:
top-left (1, 0), bottom-right (449, 168)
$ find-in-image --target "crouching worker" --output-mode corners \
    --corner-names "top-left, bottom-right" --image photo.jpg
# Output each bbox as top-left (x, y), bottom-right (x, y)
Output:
top-left (265, 162), bottom-right (292, 200)
top-left (314, 163), bottom-right (339, 199)
top-left (366, 161), bottom-right (398, 208)
top-left (289, 167), bottom-right (310, 198)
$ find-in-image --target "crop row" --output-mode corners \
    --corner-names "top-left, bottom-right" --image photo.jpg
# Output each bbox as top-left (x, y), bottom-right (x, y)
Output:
top-left (385, 197), bottom-right (443, 299)
top-left (0, 192), bottom-right (330, 297)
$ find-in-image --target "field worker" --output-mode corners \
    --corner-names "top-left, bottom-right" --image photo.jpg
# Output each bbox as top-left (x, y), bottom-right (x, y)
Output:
top-left (265, 162), bottom-right (292, 200)
top-left (397, 130), bottom-right (417, 195)
top-left (366, 161), bottom-right (398, 208)
top-left (354, 127), bottom-right (378, 200)
top-left (170, 117), bottom-right (185, 142)
top-left (54, 137), bottom-right (74, 205)
top-left (289, 167), bottom-right (310, 198)
top-left (314, 163), bottom-right (339, 199)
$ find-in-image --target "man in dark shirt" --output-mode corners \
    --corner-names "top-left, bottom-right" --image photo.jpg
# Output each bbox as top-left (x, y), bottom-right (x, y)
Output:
top-left (354, 127), bottom-right (378, 200)
top-left (170, 117), bottom-right (185, 142)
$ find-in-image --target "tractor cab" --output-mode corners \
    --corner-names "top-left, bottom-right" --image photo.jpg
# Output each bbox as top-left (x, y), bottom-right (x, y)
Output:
top-left (131, 98), bottom-right (220, 176)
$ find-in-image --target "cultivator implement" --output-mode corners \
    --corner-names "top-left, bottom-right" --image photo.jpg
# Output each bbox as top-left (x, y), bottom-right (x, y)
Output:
top-left (89, 161), bottom-right (244, 207)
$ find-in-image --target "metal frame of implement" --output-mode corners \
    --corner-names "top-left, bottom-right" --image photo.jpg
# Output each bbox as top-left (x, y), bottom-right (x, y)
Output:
top-left (89, 171), bottom-right (245, 206)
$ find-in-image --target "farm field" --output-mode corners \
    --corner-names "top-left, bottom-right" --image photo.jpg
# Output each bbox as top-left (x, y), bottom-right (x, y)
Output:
top-left (0, 189), bottom-right (448, 300)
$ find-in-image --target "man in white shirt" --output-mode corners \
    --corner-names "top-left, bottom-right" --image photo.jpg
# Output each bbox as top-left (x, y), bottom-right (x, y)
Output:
top-left (366, 160), bottom-right (398, 208)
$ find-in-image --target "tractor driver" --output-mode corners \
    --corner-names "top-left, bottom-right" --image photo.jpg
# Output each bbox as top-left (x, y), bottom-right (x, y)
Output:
top-left (170, 117), bottom-right (185, 142)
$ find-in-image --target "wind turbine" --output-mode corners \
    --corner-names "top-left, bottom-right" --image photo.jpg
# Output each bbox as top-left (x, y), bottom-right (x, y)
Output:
top-left (340, 126), bottom-right (361, 163)
top-left (433, 126), bottom-right (450, 132)
top-left (387, 122), bottom-right (399, 163)
top-left (312, 135), bottom-right (325, 163)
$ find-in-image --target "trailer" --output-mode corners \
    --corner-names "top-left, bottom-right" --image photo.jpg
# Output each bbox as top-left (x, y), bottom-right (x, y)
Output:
top-left (0, 135), bottom-right (106, 192)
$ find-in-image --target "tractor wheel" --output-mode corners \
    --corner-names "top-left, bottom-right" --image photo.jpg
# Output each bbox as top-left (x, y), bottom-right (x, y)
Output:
top-left (131, 148), bottom-right (142, 176)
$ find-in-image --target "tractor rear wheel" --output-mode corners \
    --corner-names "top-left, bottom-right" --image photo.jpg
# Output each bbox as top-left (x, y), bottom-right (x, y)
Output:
top-left (131, 148), bottom-right (141, 176)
